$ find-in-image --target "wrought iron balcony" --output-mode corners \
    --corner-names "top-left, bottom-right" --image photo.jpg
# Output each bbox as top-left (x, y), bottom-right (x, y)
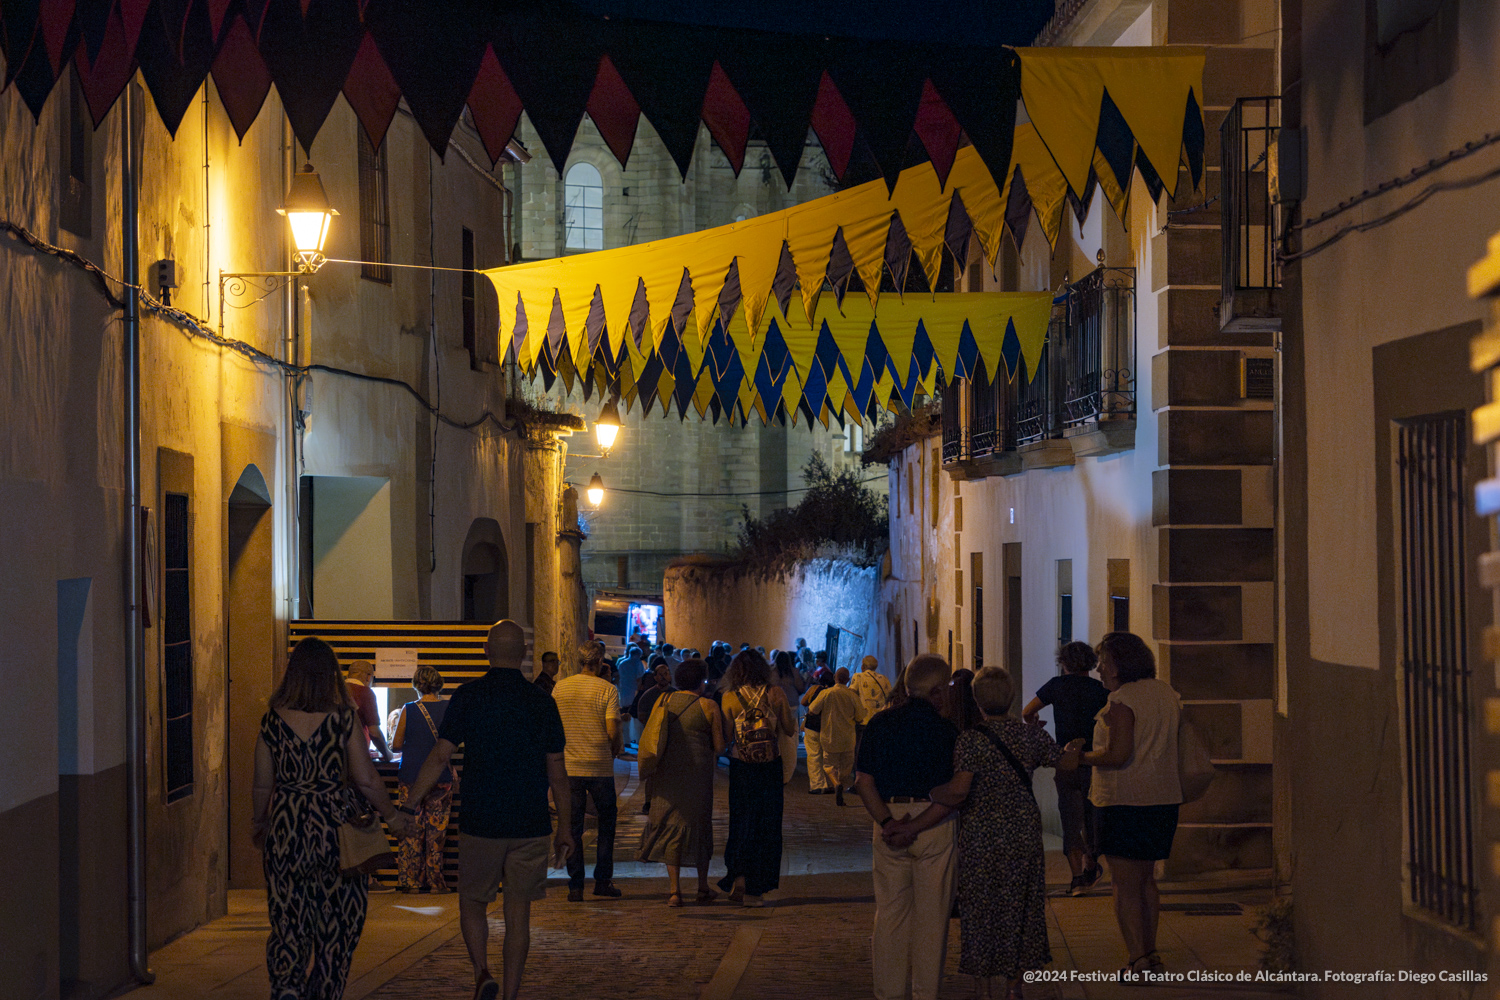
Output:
top-left (1062, 266), bottom-right (1136, 428)
top-left (939, 266), bottom-right (1136, 475)
top-left (1221, 96), bottom-right (1282, 331)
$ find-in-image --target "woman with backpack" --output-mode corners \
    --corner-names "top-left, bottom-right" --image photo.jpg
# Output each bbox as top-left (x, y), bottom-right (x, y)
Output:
top-left (718, 649), bottom-right (797, 907)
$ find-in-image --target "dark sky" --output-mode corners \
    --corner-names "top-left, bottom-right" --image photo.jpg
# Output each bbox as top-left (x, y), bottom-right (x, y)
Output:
top-left (567, 0), bottom-right (1056, 46)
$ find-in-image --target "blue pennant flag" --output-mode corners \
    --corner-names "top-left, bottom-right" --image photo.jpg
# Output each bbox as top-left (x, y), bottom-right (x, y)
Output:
top-left (999, 317), bottom-right (1023, 381)
top-left (953, 320), bottom-right (981, 381)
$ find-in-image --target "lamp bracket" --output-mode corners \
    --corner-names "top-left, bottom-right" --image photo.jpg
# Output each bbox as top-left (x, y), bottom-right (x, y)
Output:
top-left (218, 266), bottom-right (314, 329)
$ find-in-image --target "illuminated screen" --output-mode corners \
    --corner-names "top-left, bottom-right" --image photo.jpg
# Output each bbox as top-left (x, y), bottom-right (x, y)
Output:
top-left (628, 603), bottom-right (662, 643)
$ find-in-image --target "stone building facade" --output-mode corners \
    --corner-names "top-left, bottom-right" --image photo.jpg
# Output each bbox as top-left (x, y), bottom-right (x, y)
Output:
top-left (871, 0), bottom-right (1279, 871)
top-left (513, 115), bottom-right (881, 597)
top-left (0, 76), bottom-right (578, 999)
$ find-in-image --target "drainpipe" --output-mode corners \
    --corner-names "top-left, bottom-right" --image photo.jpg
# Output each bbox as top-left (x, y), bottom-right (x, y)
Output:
top-left (122, 79), bottom-right (155, 986)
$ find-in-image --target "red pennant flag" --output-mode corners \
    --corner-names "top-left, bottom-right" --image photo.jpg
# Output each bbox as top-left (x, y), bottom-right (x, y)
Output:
top-left (700, 61), bottom-right (749, 175)
top-left (467, 44), bottom-right (523, 166)
top-left (810, 72), bottom-right (856, 180)
top-left (586, 54), bottom-right (640, 168)
top-left (342, 31), bottom-right (400, 150)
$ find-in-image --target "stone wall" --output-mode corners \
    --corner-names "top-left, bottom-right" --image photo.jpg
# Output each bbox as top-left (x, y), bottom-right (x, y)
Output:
top-left (663, 557), bottom-right (882, 673)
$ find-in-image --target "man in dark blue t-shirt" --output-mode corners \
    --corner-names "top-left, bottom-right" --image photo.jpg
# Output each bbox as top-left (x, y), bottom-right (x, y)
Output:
top-left (854, 654), bottom-right (959, 1000)
top-left (406, 620), bottom-right (574, 1000)
top-left (1023, 640), bottom-right (1109, 895)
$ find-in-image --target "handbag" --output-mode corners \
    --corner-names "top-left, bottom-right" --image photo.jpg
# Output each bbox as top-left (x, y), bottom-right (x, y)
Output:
top-left (637, 691), bottom-right (685, 781)
top-left (336, 710), bottom-right (397, 877)
top-left (1178, 715), bottom-right (1215, 803)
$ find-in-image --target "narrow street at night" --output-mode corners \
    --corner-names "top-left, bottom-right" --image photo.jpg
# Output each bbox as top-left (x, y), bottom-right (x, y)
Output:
top-left (13, 1), bottom-right (1500, 999)
top-left (146, 758), bottom-right (1284, 1000)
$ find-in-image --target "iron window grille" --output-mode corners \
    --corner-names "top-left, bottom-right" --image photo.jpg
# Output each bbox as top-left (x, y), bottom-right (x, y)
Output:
top-left (358, 129), bottom-right (391, 283)
top-left (1396, 412), bottom-right (1477, 931)
top-left (163, 493), bottom-right (194, 802)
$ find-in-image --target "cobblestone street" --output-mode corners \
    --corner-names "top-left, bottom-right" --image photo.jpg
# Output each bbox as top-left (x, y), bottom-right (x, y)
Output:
top-left (361, 760), bottom-right (1291, 1000)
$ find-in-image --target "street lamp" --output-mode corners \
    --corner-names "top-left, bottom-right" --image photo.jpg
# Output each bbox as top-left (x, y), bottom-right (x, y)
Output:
top-left (586, 473), bottom-right (605, 507)
top-left (276, 163), bottom-right (338, 273)
top-left (594, 398), bottom-right (622, 455)
top-left (219, 162), bottom-right (338, 321)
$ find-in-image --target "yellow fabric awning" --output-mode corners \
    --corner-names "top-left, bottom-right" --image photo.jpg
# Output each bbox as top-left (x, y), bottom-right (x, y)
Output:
top-left (488, 46), bottom-right (1202, 424)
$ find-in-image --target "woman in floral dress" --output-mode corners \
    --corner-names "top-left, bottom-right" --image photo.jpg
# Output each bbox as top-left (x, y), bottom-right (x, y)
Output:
top-left (891, 666), bottom-right (1080, 1000)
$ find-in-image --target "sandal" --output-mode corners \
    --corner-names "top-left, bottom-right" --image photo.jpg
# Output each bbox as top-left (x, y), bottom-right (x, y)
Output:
top-left (667, 892), bottom-right (684, 907)
top-left (1146, 951), bottom-right (1165, 975)
top-left (1119, 954), bottom-right (1152, 983)
top-left (695, 888), bottom-right (719, 904)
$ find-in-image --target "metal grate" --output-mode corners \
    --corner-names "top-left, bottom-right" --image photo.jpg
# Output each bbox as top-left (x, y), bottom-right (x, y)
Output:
top-left (1396, 413), bottom-right (1476, 930)
top-left (1221, 97), bottom-right (1281, 298)
top-left (358, 129), bottom-right (391, 283)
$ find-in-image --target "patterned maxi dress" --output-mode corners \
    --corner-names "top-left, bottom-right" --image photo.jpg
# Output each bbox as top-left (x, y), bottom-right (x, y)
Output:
top-left (261, 708), bottom-right (370, 1000)
top-left (954, 716), bottom-right (1062, 979)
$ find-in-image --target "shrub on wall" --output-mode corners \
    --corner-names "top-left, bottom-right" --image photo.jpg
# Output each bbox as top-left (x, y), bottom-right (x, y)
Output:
top-left (737, 453), bottom-right (888, 575)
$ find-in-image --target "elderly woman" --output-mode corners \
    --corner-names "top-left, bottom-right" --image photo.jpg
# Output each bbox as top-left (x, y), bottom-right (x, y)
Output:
top-left (1077, 632), bottom-right (1183, 980)
top-left (637, 658), bottom-right (727, 905)
top-left (392, 665), bottom-right (453, 893)
top-left (889, 666), bottom-right (1079, 1000)
top-left (253, 637), bottom-right (410, 1000)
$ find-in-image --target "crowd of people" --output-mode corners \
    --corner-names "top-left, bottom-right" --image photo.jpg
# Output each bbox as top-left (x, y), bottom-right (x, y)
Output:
top-left (250, 624), bottom-right (1186, 1000)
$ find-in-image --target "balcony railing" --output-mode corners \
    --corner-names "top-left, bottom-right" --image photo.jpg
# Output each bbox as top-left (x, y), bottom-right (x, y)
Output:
top-left (938, 265), bottom-right (1136, 471)
top-left (1062, 266), bottom-right (1136, 427)
top-left (970, 360), bottom-right (1014, 457)
top-left (1014, 310), bottom-right (1061, 446)
top-left (1221, 96), bottom-right (1281, 330)
top-left (940, 378), bottom-right (968, 463)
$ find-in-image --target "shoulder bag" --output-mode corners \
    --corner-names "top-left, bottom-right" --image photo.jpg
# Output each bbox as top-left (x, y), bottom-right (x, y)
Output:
top-left (337, 710), bottom-right (397, 877)
top-left (1178, 714), bottom-right (1215, 803)
top-left (637, 691), bottom-right (686, 781)
top-left (977, 724), bottom-right (1037, 803)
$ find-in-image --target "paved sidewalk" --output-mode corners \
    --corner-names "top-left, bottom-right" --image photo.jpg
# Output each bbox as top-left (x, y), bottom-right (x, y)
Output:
top-left (141, 761), bottom-right (1290, 1000)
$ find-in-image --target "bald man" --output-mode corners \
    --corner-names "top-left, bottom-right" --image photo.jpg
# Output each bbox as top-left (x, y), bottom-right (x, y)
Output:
top-left (406, 621), bottom-right (575, 1000)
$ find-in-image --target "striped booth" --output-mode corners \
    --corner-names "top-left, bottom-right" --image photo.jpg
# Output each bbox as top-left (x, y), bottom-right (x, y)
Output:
top-left (287, 620), bottom-right (531, 889)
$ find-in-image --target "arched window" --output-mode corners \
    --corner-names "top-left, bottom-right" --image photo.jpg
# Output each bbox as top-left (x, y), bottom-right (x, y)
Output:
top-left (564, 162), bottom-right (604, 251)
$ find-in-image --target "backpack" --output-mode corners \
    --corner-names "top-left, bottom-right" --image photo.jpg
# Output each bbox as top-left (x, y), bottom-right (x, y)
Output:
top-left (734, 687), bottom-right (780, 764)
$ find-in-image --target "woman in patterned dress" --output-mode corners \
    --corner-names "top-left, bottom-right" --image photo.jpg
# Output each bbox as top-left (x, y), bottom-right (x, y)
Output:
top-left (891, 666), bottom-right (1080, 1000)
top-left (392, 665), bottom-right (454, 892)
top-left (252, 637), bottom-right (410, 1000)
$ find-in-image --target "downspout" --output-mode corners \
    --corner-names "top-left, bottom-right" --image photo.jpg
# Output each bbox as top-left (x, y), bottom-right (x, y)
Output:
top-left (285, 121), bottom-right (302, 620)
top-left (122, 79), bottom-right (155, 986)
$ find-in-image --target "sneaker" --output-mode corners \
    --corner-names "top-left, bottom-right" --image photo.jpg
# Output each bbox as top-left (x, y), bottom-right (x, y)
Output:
top-left (592, 881), bottom-right (622, 898)
top-left (567, 887), bottom-right (584, 902)
top-left (473, 971), bottom-right (499, 1000)
top-left (1068, 875), bottom-right (1088, 897)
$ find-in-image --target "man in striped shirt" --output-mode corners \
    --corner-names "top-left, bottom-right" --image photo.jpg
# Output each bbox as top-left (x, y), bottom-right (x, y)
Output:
top-left (551, 642), bottom-right (623, 901)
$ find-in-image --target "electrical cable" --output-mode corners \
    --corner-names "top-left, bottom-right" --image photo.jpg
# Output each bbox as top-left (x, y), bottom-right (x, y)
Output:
top-left (607, 474), bottom-right (887, 499)
top-left (0, 217), bottom-right (516, 435)
top-left (1281, 157), bottom-right (1500, 264)
top-left (1292, 129), bottom-right (1500, 234)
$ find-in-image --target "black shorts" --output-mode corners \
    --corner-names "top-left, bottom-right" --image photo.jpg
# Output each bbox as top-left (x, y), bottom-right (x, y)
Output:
top-left (1095, 804), bottom-right (1180, 861)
